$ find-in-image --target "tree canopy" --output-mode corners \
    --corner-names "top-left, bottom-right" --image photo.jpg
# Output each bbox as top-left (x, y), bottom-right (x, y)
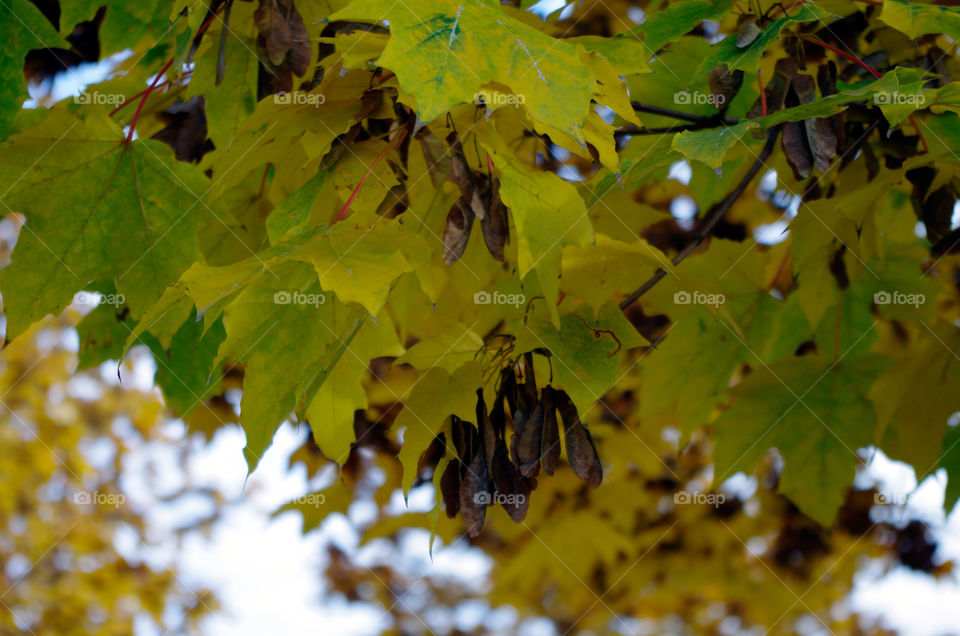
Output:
top-left (3, 0), bottom-right (960, 633)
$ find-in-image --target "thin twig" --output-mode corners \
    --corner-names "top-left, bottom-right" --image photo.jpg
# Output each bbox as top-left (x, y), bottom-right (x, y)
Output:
top-left (619, 127), bottom-right (782, 310)
top-left (614, 122), bottom-right (726, 137)
top-left (630, 101), bottom-right (736, 126)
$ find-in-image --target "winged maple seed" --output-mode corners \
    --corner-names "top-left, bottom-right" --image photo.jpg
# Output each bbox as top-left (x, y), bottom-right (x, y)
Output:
top-left (442, 131), bottom-right (510, 264)
top-left (433, 357), bottom-right (602, 537)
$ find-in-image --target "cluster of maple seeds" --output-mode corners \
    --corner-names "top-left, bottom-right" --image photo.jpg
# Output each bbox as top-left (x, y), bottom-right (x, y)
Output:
top-left (437, 353), bottom-right (603, 537)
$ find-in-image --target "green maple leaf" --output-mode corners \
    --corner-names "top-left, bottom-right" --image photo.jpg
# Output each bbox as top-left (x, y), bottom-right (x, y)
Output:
top-left (880, 0), bottom-right (960, 43)
top-left (186, 0), bottom-right (259, 150)
top-left (941, 425), bottom-right (960, 513)
top-left (489, 149), bottom-right (594, 324)
top-left (714, 356), bottom-right (887, 526)
top-left (0, 0), bottom-right (69, 139)
top-left (396, 362), bottom-right (484, 496)
top-left (632, 0), bottom-right (735, 53)
top-left (0, 110), bottom-right (210, 340)
top-left (306, 313), bottom-right (404, 464)
top-left (60, 0), bottom-right (168, 54)
top-left (872, 322), bottom-right (960, 479)
top-left (331, 0), bottom-right (595, 139)
top-left (212, 260), bottom-right (367, 473)
top-left (514, 302), bottom-right (645, 417)
top-left (697, 4), bottom-right (826, 75)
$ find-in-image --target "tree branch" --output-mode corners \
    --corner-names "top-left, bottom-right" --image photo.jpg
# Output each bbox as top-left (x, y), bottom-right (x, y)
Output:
top-left (618, 126), bottom-right (782, 311)
top-left (630, 101), bottom-right (737, 126)
top-left (614, 122), bottom-right (722, 137)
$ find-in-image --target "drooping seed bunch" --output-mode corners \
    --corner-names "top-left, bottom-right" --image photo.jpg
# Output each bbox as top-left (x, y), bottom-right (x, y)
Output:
top-left (437, 353), bottom-right (603, 537)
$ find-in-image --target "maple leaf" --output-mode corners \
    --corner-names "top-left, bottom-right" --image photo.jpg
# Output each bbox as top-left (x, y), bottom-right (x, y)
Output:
top-left (0, 110), bottom-right (212, 339)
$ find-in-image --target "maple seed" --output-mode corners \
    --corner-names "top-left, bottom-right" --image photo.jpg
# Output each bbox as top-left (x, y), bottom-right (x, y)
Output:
top-left (540, 387), bottom-right (561, 476)
top-left (557, 391), bottom-right (603, 488)
top-left (443, 198), bottom-right (475, 264)
top-left (440, 459), bottom-right (462, 518)
top-left (459, 450), bottom-right (490, 538)
top-left (512, 402), bottom-right (543, 478)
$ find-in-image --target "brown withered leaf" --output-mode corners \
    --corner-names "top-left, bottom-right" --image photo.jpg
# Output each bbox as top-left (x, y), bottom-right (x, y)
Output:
top-left (459, 450), bottom-right (489, 537)
top-left (442, 198), bottom-right (474, 265)
top-left (480, 176), bottom-right (508, 261)
top-left (557, 390), bottom-right (603, 488)
top-left (441, 459), bottom-right (461, 518)
top-left (540, 386), bottom-right (561, 476)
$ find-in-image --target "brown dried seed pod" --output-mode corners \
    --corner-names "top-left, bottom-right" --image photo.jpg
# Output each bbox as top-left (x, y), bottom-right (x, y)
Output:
top-left (491, 440), bottom-right (530, 522)
top-left (540, 387), bottom-right (561, 476)
top-left (459, 450), bottom-right (489, 537)
top-left (440, 459), bottom-right (461, 518)
top-left (481, 178), bottom-right (508, 261)
top-left (442, 198), bottom-right (474, 265)
top-left (557, 391), bottom-right (603, 488)
top-left (513, 402), bottom-right (543, 478)
top-left (782, 120), bottom-right (813, 180)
